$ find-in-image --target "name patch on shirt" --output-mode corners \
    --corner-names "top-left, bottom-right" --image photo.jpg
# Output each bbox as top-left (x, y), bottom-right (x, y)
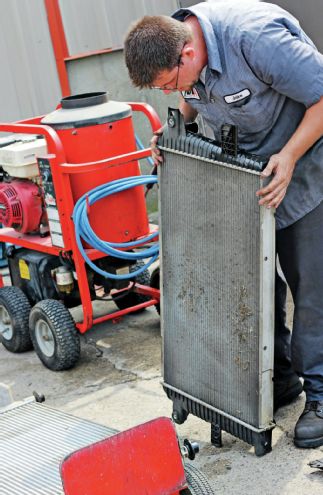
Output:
top-left (224, 89), bottom-right (251, 104)
top-left (182, 88), bottom-right (201, 100)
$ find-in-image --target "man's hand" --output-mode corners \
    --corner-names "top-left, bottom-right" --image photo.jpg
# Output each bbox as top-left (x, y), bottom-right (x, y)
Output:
top-left (256, 96), bottom-right (323, 209)
top-left (150, 100), bottom-right (197, 166)
top-left (150, 127), bottom-right (164, 165)
top-left (256, 152), bottom-right (296, 209)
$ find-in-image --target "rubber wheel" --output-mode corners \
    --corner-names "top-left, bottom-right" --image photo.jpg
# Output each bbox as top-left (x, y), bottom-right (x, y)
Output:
top-left (113, 261), bottom-right (151, 313)
top-left (29, 299), bottom-right (80, 371)
top-left (0, 286), bottom-right (32, 352)
top-left (150, 266), bottom-right (160, 314)
top-left (181, 464), bottom-right (214, 495)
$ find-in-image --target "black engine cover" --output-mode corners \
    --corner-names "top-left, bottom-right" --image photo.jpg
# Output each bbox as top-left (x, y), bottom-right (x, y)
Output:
top-left (7, 248), bottom-right (67, 305)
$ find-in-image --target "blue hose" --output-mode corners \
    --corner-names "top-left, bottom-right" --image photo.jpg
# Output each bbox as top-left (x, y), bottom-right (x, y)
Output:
top-left (135, 135), bottom-right (154, 166)
top-left (73, 175), bottom-right (159, 280)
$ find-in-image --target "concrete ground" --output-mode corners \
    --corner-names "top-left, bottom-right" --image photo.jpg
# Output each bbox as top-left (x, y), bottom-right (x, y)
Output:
top-left (1, 293), bottom-right (323, 494)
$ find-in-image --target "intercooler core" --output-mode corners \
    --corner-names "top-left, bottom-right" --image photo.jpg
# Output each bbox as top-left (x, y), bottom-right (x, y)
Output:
top-left (0, 400), bottom-right (117, 494)
top-left (158, 110), bottom-right (275, 456)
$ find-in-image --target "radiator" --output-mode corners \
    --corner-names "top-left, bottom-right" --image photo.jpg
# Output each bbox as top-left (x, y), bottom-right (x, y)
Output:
top-left (0, 399), bottom-right (117, 494)
top-left (158, 110), bottom-right (275, 456)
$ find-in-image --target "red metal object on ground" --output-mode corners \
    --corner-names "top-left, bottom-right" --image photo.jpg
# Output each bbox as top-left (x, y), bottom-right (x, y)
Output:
top-left (61, 417), bottom-right (187, 495)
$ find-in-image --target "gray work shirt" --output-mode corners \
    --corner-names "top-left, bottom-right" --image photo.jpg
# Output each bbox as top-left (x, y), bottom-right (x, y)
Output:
top-left (173, 2), bottom-right (323, 230)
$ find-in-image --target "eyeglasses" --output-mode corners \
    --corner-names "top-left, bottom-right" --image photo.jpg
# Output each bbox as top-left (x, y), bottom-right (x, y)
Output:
top-left (150, 47), bottom-right (183, 91)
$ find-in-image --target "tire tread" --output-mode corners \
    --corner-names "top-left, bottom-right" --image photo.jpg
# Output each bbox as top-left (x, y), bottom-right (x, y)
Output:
top-left (182, 463), bottom-right (214, 495)
top-left (0, 286), bottom-right (32, 352)
top-left (113, 261), bottom-right (151, 311)
top-left (29, 299), bottom-right (80, 371)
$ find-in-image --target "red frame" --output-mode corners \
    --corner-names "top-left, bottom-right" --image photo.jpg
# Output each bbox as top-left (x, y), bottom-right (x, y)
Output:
top-left (44, 0), bottom-right (124, 98)
top-left (0, 102), bottom-right (161, 333)
top-left (44, 0), bottom-right (71, 96)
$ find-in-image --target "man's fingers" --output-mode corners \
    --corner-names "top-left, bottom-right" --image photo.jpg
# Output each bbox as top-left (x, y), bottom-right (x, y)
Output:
top-left (150, 134), bottom-right (159, 146)
top-left (261, 158), bottom-right (277, 178)
top-left (256, 177), bottom-right (286, 197)
top-left (151, 149), bottom-right (163, 165)
top-left (257, 151), bottom-right (296, 208)
top-left (154, 126), bottom-right (164, 136)
top-left (257, 174), bottom-right (283, 197)
top-left (153, 154), bottom-right (163, 165)
top-left (257, 164), bottom-right (292, 197)
top-left (263, 188), bottom-right (286, 209)
top-left (151, 126), bottom-right (164, 141)
top-left (258, 184), bottom-right (286, 207)
top-left (150, 129), bottom-right (164, 165)
top-left (273, 189), bottom-right (287, 209)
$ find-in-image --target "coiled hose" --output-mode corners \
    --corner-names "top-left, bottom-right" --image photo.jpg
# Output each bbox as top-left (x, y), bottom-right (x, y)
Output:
top-left (73, 175), bottom-right (159, 280)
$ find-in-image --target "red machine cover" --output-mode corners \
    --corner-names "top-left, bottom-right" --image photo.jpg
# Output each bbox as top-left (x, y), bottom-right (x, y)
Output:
top-left (60, 417), bottom-right (187, 495)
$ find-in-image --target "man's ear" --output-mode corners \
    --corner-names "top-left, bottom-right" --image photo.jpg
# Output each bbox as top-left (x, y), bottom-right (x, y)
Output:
top-left (182, 45), bottom-right (195, 61)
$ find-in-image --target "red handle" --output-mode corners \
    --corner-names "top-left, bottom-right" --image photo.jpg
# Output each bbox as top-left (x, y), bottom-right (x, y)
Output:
top-left (127, 102), bottom-right (162, 133)
top-left (0, 122), bottom-right (66, 161)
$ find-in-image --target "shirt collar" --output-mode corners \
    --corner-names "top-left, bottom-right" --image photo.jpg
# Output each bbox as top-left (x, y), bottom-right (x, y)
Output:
top-left (199, 66), bottom-right (207, 85)
top-left (172, 6), bottom-right (222, 74)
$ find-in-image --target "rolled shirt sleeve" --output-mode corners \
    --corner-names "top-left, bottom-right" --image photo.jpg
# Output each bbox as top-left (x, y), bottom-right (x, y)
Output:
top-left (243, 18), bottom-right (323, 108)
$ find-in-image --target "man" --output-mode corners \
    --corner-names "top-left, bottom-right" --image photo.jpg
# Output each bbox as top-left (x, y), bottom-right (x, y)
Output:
top-left (124, 1), bottom-right (323, 448)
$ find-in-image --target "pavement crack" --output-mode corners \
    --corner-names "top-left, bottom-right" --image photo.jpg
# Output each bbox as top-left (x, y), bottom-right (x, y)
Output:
top-left (110, 361), bottom-right (161, 381)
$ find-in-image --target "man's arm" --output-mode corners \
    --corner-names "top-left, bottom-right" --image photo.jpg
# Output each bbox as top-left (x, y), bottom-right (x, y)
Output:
top-left (150, 97), bottom-right (197, 165)
top-left (179, 98), bottom-right (198, 123)
top-left (243, 17), bottom-right (323, 209)
top-left (257, 96), bottom-right (323, 208)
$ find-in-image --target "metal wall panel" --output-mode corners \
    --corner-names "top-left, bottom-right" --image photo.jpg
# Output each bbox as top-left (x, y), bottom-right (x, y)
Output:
top-left (0, 0), bottom-right (321, 122)
top-left (59, 0), bottom-right (179, 55)
top-left (0, 0), bottom-right (178, 122)
top-left (0, 0), bottom-right (61, 122)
